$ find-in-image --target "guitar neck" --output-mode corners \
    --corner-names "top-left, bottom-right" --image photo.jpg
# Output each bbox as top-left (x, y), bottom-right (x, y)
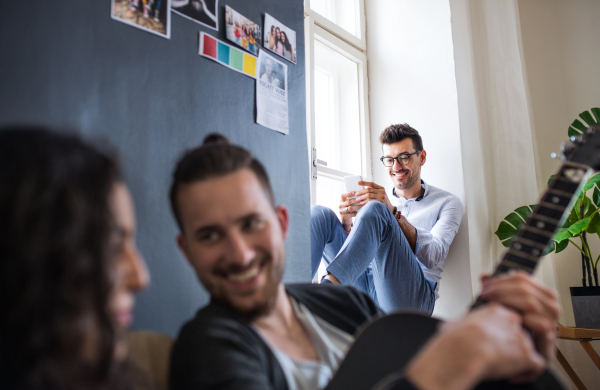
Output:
top-left (473, 161), bottom-right (591, 308)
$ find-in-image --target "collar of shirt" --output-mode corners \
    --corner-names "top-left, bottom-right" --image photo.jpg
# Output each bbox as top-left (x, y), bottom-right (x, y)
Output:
top-left (392, 179), bottom-right (428, 202)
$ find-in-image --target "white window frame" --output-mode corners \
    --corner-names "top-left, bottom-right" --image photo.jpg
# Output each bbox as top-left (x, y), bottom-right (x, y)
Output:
top-left (305, 8), bottom-right (371, 205)
top-left (305, 0), bottom-right (367, 51)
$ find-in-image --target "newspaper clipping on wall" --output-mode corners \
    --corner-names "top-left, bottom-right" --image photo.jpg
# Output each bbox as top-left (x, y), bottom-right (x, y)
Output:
top-left (256, 50), bottom-right (289, 134)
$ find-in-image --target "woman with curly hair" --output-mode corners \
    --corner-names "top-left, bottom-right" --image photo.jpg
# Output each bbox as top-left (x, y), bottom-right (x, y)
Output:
top-left (0, 127), bottom-right (149, 390)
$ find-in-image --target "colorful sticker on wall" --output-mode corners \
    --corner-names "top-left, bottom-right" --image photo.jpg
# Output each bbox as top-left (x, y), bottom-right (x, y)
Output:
top-left (199, 32), bottom-right (257, 78)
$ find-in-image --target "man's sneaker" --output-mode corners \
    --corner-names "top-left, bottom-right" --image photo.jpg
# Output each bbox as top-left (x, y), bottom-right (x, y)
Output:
top-left (154, 9), bottom-right (160, 21)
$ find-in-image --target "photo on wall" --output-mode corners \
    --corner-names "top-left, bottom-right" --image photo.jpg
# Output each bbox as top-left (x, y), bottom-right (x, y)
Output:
top-left (111, 0), bottom-right (171, 39)
top-left (263, 13), bottom-right (296, 64)
top-left (224, 5), bottom-right (261, 56)
top-left (172, 0), bottom-right (218, 31)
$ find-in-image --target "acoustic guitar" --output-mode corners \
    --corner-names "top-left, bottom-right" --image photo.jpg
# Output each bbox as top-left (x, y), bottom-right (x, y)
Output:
top-left (326, 126), bottom-right (600, 390)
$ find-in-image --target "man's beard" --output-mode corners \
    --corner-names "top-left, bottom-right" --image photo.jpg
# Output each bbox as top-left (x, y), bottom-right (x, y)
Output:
top-left (392, 169), bottom-right (419, 190)
top-left (207, 251), bottom-right (285, 322)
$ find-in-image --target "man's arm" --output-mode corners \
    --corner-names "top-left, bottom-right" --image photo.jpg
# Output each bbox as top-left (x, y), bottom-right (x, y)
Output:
top-left (413, 196), bottom-right (463, 269)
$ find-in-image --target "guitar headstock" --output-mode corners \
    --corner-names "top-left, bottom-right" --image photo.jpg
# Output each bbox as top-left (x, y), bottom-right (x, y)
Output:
top-left (561, 125), bottom-right (600, 170)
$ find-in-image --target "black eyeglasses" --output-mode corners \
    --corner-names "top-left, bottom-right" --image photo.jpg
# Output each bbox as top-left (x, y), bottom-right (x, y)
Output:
top-left (380, 151), bottom-right (420, 167)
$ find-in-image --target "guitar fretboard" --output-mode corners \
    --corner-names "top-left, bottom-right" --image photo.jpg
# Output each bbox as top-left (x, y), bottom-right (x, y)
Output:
top-left (473, 161), bottom-right (591, 308)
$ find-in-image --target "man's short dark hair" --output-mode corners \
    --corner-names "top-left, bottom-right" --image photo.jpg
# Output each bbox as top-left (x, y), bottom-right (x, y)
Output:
top-left (169, 133), bottom-right (275, 230)
top-left (379, 123), bottom-right (423, 152)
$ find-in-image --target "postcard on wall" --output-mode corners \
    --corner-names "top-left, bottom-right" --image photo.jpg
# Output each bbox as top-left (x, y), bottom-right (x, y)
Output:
top-left (199, 32), bottom-right (257, 78)
top-left (256, 50), bottom-right (289, 134)
top-left (172, 0), bottom-right (218, 31)
top-left (263, 13), bottom-right (296, 64)
top-left (224, 5), bottom-right (261, 56)
top-left (111, 0), bottom-right (171, 39)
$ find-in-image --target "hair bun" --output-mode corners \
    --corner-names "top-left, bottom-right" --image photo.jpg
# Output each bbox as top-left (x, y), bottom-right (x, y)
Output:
top-left (203, 133), bottom-right (230, 146)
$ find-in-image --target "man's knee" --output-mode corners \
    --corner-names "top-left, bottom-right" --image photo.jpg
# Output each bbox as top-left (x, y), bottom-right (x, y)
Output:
top-left (311, 204), bottom-right (337, 225)
top-left (358, 201), bottom-right (390, 219)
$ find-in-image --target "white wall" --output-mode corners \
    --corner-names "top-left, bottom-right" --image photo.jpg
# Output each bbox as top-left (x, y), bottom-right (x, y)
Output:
top-left (365, 0), bottom-right (472, 320)
top-left (518, 0), bottom-right (600, 387)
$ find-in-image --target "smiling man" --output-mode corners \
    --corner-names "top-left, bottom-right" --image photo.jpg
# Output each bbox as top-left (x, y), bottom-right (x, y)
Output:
top-left (311, 124), bottom-right (463, 314)
top-left (168, 134), bottom-right (558, 390)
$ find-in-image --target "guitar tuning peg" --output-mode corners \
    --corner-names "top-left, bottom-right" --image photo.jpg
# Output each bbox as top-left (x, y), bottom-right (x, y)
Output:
top-left (587, 126), bottom-right (597, 134)
top-left (550, 152), bottom-right (562, 159)
top-left (570, 136), bottom-right (577, 142)
top-left (561, 140), bottom-right (574, 152)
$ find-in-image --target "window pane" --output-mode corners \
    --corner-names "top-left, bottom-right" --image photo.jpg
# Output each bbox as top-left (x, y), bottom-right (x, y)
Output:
top-left (311, 0), bottom-right (360, 38)
top-left (316, 175), bottom-right (345, 220)
top-left (314, 39), bottom-right (361, 175)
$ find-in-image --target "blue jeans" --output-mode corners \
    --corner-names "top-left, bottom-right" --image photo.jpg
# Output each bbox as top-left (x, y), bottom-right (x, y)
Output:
top-left (311, 202), bottom-right (436, 315)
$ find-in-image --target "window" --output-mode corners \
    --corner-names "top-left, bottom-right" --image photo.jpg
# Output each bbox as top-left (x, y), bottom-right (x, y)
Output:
top-left (305, 1), bottom-right (371, 220)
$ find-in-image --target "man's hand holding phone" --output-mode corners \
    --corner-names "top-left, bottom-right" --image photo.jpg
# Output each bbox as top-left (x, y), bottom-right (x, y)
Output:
top-left (339, 176), bottom-right (363, 232)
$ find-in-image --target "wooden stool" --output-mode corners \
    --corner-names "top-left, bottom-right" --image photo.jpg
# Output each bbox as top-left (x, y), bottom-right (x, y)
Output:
top-left (555, 322), bottom-right (600, 390)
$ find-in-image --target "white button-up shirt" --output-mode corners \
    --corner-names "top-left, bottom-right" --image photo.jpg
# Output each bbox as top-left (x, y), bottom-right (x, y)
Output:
top-left (387, 181), bottom-right (463, 299)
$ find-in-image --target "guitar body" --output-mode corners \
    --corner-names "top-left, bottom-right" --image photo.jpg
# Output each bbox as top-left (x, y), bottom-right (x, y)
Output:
top-left (326, 312), bottom-right (564, 390)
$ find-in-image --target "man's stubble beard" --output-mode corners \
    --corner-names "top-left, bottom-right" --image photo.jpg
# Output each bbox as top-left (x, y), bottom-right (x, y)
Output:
top-left (204, 250), bottom-right (285, 322)
top-left (392, 168), bottom-right (420, 191)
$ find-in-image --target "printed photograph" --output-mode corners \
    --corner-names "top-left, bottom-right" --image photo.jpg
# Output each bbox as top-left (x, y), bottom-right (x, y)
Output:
top-left (172, 0), bottom-right (218, 31)
top-left (111, 0), bottom-right (171, 38)
top-left (225, 5), bottom-right (261, 56)
top-left (258, 50), bottom-right (286, 91)
top-left (263, 13), bottom-right (296, 64)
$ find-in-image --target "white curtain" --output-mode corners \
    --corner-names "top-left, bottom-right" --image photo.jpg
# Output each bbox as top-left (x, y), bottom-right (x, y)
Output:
top-left (450, 0), bottom-right (558, 291)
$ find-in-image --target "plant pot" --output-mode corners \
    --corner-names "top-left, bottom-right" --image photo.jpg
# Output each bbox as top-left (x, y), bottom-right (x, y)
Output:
top-left (570, 286), bottom-right (600, 330)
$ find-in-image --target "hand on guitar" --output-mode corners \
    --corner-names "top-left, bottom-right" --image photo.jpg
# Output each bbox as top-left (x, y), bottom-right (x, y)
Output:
top-left (479, 271), bottom-right (560, 365)
top-left (405, 272), bottom-right (559, 390)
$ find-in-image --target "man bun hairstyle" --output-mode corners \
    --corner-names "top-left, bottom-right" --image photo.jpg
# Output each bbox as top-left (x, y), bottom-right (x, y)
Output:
top-left (202, 133), bottom-right (230, 145)
top-left (170, 133), bottom-right (275, 230)
top-left (379, 123), bottom-right (423, 152)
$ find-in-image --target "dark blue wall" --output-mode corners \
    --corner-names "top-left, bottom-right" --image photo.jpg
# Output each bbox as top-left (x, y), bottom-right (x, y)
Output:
top-left (0, 0), bottom-right (310, 337)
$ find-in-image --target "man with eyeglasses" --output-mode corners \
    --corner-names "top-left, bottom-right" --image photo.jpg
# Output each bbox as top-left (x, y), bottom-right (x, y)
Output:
top-left (311, 123), bottom-right (463, 314)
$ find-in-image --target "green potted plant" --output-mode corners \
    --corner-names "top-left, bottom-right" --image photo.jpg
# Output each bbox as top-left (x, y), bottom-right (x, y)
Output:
top-left (495, 108), bottom-right (600, 329)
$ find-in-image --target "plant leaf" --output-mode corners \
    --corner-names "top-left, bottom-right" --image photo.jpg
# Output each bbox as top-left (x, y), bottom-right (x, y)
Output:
top-left (495, 206), bottom-right (534, 245)
top-left (594, 187), bottom-right (600, 208)
top-left (571, 119), bottom-right (588, 131)
top-left (579, 110), bottom-right (597, 126)
top-left (591, 107), bottom-right (600, 123)
top-left (553, 228), bottom-right (572, 242)
top-left (543, 241), bottom-right (555, 256)
top-left (555, 239), bottom-right (569, 253)
top-left (568, 126), bottom-right (582, 137)
top-left (515, 205), bottom-right (533, 223)
top-left (505, 212), bottom-right (526, 232)
top-left (569, 197), bottom-right (582, 222)
top-left (583, 173), bottom-right (600, 191)
top-left (568, 217), bottom-right (591, 235)
top-left (547, 175), bottom-right (556, 187)
top-left (587, 212), bottom-right (600, 234)
top-left (583, 196), bottom-right (594, 217)
top-left (495, 220), bottom-right (519, 241)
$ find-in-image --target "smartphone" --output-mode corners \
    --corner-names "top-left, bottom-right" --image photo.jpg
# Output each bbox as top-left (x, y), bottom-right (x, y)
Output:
top-left (344, 175), bottom-right (363, 206)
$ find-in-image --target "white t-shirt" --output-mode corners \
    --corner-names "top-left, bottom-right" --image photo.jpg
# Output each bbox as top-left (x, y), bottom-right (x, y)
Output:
top-left (256, 297), bottom-right (355, 390)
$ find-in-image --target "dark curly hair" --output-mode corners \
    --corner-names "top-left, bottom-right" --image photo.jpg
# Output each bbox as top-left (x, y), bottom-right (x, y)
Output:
top-left (379, 123), bottom-right (423, 152)
top-left (0, 127), bottom-right (134, 389)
